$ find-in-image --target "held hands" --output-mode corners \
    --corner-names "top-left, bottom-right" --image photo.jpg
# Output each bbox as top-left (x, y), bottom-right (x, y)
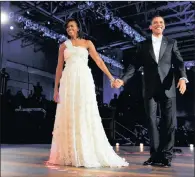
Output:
top-left (111, 78), bottom-right (187, 93)
top-left (111, 79), bottom-right (124, 89)
top-left (177, 79), bottom-right (186, 95)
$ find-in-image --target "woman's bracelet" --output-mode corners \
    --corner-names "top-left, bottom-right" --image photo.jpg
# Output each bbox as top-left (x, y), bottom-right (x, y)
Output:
top-left (110, 77), bottom-right (115, 83)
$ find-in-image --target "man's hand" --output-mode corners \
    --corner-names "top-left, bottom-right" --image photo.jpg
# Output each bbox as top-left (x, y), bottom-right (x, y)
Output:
top-left (177, 79), bottom-right (186, 95)
top-left (112, 79), bottom-right (124, 88)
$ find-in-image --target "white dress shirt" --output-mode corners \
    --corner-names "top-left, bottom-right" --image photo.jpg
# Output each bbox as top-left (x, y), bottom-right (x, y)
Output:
top-left (152, 34), bottom-right (163, 63)
top-left (151, 34), bottom-right (188, 83)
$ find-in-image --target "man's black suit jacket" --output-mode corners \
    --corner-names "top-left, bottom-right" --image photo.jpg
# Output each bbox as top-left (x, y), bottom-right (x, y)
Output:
top-left (121, 36), bottom-right (187, 98)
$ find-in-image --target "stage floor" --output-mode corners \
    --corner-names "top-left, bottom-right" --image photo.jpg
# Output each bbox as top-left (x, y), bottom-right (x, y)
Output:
top-left (1, 144), bottom-right (194, 177)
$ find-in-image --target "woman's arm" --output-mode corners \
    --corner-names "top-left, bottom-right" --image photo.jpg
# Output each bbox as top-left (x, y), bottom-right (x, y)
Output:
top-left (54, 43), bottom-right (66, 91)
top-left (88, 40), bottom-right (115, 82)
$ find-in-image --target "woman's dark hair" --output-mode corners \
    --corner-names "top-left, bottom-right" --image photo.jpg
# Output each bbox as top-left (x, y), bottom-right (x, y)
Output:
top-left (64, 18), bottom-right (84, 39)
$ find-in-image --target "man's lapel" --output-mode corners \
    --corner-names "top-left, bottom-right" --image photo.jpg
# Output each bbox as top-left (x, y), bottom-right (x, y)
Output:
top-left (159, 36), bottom-right (168, 62)
top-left (148, 37), bottom-right (157, 63)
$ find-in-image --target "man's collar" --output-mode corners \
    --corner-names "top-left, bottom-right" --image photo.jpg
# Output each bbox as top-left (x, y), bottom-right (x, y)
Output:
top-left (152, 34), bottom-right (163, 41)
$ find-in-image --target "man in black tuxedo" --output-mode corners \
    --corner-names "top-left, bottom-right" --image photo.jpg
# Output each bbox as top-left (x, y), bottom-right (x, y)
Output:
top-left (113, 15), bottom-right (188, 167)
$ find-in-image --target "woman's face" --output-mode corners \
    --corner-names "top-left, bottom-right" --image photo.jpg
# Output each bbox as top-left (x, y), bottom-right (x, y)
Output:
top-left (66, 21), bottom-right (79, 38)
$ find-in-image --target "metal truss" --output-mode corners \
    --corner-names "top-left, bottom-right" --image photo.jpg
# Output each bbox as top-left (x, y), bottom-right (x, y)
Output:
top-left (94, 3), bottom-right (145, 42)
top-left (178, 39), bottom-right (195, 45)
top-left (22, 1), bottom-right (145, 43)
top-left (97, 41), bottom-right (133, 51)
top-left (8, 30), bottom-right (45, 53)
top-left (118, 2), bottom-right (194, 52)
top-left (91, 1), bottom-right (194, 51)
top-left (118, 2), bottom-right (192, 22)
top-left (33, 44), bottom-right (44, 53)
top-left (163, 25), bottom-right (195, 35)
top-left (167, 31), bottom-right (194, 39)
top-left (21, 37), bottom-right (35, 48)
top-left (9, 1), bottom-right (194, 59)
top-left (23, 1), bottom-right (98, 40)
top-left (7, 33), bottom-right (26, 43)
top-left (24, 1), bottom-right (78, 23)
top-left (166, 2), bottom-right (194, 26)
top-left (134, 2), bottom-right (195, 29)
top-left (15, 1), bottom-right (145, 48)
top-left (113, 2), bottom-right (194, 33)
top-left (180, 47), bottom-right (195, 53)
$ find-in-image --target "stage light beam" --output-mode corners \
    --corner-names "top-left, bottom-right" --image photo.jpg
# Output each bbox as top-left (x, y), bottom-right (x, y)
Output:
top-left (1, 12), bottom-right (8, 24)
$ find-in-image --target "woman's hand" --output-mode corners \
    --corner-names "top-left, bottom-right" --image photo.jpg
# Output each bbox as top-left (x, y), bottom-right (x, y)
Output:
top-left (53, 89), bottom-right (60, 103)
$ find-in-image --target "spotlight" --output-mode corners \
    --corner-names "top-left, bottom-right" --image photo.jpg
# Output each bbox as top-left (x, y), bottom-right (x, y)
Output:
top-left (190, 144), bottom-right (194, 151)
top-left (140, 143), bottom-right (144, 152)
top-left (10, 26), bottom-right (14, 30)
top-left (1, 12), bottom-right (8, 24)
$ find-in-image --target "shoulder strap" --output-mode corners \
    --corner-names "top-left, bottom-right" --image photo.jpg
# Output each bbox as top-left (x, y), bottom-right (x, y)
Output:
top-left (64, 39), bottom-right (72, 49)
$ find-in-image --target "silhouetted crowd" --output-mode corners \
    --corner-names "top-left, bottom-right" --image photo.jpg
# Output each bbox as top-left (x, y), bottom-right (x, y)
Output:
top-left (1, 82), bottom-right (56, 143)
top-left (1, 82), bottom-right (194, 146)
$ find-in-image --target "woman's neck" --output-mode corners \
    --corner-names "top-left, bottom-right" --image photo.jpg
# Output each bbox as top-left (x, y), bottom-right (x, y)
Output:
top-left (71, 36), bottom-right (79, 40)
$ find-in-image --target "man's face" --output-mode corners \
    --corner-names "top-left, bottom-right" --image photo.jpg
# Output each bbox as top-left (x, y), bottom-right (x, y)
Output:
top-left (149, 17), bottom-right (165, 35)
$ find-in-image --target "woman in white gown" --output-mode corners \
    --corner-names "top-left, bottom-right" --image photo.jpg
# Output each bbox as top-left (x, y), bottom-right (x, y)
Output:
top-left (48, 18), bottom-right (129, 168)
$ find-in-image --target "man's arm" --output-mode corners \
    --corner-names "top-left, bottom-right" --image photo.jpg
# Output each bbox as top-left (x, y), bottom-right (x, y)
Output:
top-left (120, 43), bottom-right (143, 85)
top-left (120, 64), bottom-right (136, 85)
top-left (172, 40), bottom-right (188, 94)
top-left (172, 40), bottom-right (188, 82)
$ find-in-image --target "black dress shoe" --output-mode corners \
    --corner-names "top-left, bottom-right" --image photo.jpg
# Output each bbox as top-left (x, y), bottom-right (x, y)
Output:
top-left (161, 159), bottom-right (171, 167)
top-left (143, 158), bottom-right (155, 165)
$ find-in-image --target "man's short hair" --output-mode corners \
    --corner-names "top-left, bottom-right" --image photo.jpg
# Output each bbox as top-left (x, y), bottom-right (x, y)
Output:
top-left (151, 15), bottom-right (165, 24)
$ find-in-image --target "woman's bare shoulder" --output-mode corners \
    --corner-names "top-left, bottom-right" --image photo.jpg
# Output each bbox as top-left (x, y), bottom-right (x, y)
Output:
top-left (59, 42), bottom-right (67, 50)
